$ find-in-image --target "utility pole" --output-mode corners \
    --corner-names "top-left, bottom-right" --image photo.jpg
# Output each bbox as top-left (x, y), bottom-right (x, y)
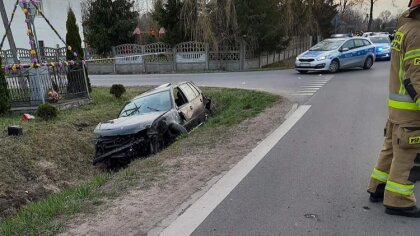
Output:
top-left (0, 0), bottom-right (19, 63)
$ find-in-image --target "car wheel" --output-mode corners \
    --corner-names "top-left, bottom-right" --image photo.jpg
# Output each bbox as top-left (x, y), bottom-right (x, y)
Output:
top-left (298, 70), bottom-right (308, 74)
top-left (363, 56), bottom-right (374, 70)
top-left (329, 60), bottom-right (340, 73)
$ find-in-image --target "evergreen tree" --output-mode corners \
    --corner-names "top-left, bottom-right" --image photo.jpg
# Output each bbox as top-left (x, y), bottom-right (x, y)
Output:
top-left (236, 0), bottom-right (288, 53)
top-left (83, 0), bottom-right (139, 56)
top-left (0, 59), bottom-right (10, 115)
top-left (66, 8), bottom-right (83, 60)
top-left (66, 7), bottom-right (91, 92)
top-left (152, 0), bottom-right (187, 46)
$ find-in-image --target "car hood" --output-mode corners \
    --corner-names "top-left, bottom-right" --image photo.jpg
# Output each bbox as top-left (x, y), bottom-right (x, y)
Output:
top-left (94, 111), bottom-right (166, 137)
top-left (299, 50), bottom-right (333, 59)
top-left (374, 43), bottom-right (391, 49)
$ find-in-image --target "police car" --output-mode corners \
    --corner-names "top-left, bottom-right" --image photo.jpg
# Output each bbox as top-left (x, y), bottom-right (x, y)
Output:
top-left (368, 35), bottom-right (392, 60)
top-left (295, 37), bottom-right (376, 74)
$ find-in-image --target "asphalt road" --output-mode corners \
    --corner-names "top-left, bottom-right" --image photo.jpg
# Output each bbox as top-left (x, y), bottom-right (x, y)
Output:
top-left (191, 61), bottom-right (420, 235)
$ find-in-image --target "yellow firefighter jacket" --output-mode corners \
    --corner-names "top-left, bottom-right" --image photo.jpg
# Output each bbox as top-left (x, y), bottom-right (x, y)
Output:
top-left (388, 10), bottom-right (420, 124)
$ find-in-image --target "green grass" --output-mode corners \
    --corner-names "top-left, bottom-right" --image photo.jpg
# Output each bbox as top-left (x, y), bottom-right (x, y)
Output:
top-left (0, 86), bottom-right (280, 236)
top-left (0, 174), bottom-right (109, 236)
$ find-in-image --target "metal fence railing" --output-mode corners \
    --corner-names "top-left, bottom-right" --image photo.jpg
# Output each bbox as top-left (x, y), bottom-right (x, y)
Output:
top-left (5, 65), bottom-right (89, 107)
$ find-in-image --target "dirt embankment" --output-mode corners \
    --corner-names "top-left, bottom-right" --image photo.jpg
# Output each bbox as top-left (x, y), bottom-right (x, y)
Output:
top-left (62, 100), bottom-right (292, 236)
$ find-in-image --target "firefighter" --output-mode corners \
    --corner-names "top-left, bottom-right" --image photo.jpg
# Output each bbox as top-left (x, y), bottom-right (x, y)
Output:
top-left (367, 0), bottom-right (420, 218)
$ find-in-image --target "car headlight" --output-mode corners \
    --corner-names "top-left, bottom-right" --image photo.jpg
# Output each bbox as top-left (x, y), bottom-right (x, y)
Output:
top-left (317, 56), bottom-right (327, 61)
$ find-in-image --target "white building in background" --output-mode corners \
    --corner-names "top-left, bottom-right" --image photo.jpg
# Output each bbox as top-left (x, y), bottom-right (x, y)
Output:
top-left (1, 0), bottom-right (84, 50)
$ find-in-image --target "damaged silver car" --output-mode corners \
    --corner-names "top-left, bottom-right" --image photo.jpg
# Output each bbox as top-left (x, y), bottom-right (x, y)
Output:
top-left (93, 81), bottom-right (212, 166)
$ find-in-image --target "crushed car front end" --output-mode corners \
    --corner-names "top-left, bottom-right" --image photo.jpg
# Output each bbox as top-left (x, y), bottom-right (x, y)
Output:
top-left (93, 111), bottom-right (170, 165)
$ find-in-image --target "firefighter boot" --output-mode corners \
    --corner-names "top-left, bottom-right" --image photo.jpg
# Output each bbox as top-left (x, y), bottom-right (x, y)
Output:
top-left (369, 184), bottom-right (385, 202)
top-left (385, 206), bottom-right (420, 218)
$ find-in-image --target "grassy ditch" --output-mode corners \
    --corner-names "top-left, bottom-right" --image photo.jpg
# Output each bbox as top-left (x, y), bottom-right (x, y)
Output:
top-left (0, 86), bottom-right (280, 236)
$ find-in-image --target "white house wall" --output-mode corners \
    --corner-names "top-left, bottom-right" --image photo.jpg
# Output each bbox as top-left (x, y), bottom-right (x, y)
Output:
top-left (1, 0), bottom-right (84, 50)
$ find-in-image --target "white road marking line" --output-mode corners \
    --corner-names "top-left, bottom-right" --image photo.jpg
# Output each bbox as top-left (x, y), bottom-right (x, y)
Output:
top-left (290, 93), bottom-right (314, 96)
top-left (302, 86), bottom-right (323, 88)
top-left (309, 79), bottom-right (329, 82)
top-left (305, 82), bottom-right (327, 84)
top-left (158, 106), bottom-right (312, 236)
top-left (298, 90), bottom-right (319, 93)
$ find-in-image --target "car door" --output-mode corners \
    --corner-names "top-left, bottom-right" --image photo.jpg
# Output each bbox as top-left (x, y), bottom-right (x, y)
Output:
top-left (363, 39), bottom-right (376, 60)
top-left (353, 39), bottom-right (368, 66)
top-left (174, 86), bottom-right (194, 130)
top-left (187, 82), bottom-right (206, 121)
top-left (339, 39), bottom-right (356, 68)
top-left (178, 83), bottom-right (201, 130)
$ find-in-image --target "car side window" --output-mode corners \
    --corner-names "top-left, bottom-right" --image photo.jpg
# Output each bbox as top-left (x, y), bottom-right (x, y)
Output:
top-left (179, 84), bottom-right (197, 102)
top-left (354, 39), bottom-right (365, 48)
top-left (363, 40), bottom-right (372, 46)
top-left (174, 87), bottom-right (188, 107)
top-left (187, 83), bottom-right (200, 97)
top-left (341, 40), bottom-right (355, 50)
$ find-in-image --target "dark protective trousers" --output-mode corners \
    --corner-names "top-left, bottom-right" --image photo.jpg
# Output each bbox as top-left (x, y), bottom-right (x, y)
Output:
top-left (368, 120), bottom-right (420, 208)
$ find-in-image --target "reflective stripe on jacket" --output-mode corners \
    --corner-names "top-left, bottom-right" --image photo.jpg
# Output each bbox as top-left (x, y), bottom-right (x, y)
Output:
top-left (388, 10), bottom-right (420, 124)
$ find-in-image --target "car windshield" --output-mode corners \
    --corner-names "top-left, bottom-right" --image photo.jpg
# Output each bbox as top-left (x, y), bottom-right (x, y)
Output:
top-left (309, 40), bottom-right (345, 51)
top-left (369, 37), bottom-right (390, 44)
top-left (119, 91), bottom-right (172, 118)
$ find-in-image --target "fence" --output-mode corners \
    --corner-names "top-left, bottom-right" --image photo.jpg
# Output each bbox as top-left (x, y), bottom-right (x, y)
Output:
top-left (1, 46), bottom-right (67, 65)
top-left (85, 36), bottom-right (313, 74)
top-left (5, 65), bottom-right (89, 107)
top-left (0, 36), bottom-right (312, 75)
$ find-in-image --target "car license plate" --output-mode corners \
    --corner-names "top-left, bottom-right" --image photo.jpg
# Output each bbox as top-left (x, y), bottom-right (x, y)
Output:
top-left (300, 63), bottom-right (311, 67)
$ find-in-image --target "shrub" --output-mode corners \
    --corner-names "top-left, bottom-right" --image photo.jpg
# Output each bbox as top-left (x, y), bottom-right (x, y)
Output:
top-left (0, 61), bottom-right (10, 115)
top-left (110, 84), bottom-right (126, 99)
top-left (36, 104), bottom-right (58, 121)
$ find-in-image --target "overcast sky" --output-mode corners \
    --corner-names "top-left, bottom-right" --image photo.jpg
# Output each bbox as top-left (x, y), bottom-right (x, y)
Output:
top-left (372, 0), bottom-right (407, 17)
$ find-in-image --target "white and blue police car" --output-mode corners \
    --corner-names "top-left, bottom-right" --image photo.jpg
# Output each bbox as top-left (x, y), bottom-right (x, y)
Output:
top-left (368, 35), bottom-right (392, 61)
top-left (295, 37), bottom-right (376, 74)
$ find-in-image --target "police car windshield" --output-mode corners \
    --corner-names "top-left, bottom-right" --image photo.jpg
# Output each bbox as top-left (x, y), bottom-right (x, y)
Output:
top-left (309, 40), bottom-right (346, 51)
top-left (369, 37), bottom-right (390, 44)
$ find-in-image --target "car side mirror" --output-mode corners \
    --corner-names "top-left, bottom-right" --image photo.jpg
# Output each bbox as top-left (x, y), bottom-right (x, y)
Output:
top-left (341, 48), bottom-right (349, 52)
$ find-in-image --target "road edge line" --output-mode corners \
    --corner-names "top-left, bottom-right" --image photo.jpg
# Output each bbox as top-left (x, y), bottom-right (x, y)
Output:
top-left (157, 105), bottom-right (311, 236)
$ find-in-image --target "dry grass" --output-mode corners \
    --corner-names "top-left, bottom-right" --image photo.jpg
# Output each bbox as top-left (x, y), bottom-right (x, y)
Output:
top-left (0, 87), bottom-right (151, 218)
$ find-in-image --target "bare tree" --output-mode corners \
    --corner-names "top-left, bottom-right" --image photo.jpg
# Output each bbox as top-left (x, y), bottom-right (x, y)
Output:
top-left (351, 0), bottom-right (379, 31)
top-left (379, 10), bottom-right (392, 23)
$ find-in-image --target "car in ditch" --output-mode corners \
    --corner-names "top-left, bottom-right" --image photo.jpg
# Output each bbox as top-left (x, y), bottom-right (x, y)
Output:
top-left (295, 37), bottom-right (376, 74)
top-left (93, 81), bottom-right (212, 166)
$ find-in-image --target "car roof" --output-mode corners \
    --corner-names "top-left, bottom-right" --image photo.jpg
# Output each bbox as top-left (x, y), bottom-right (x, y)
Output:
top-left (369, 34), bottom-right (389, 38)
top-left (131, 81), bottom-right (193, 100)
top-left (324, 38), bottom-right (347, 41)
top-left (327, 37), bottom-right (370, 40)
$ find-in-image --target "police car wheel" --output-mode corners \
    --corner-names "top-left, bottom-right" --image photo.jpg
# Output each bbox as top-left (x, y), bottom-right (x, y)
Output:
top-left (329, 60), bottom-right (339, 73)
top-left (363, 56), bottom-right (373, 70)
